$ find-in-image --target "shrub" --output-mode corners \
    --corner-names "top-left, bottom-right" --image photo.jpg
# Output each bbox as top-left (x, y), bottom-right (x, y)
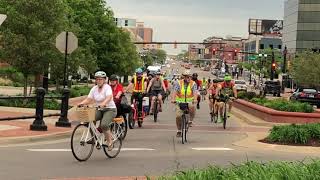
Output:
top-left (238, 91), bottom-right (258, 100)
top-left (267, 123), bottom-right (320, 145)
top-left (70, 86), bottom-right (91, 98)
top-left (248, 98), bottom-right (314, 113)
top-left (0, 98), bottom-right (61, 110)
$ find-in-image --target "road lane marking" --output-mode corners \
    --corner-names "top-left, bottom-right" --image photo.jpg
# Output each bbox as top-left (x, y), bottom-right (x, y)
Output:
top-left (27, 149), bottom-right (71, 152)
top-left (26, 148), bottom-right (156, 152)
top-left (191, 147), bottom-right (234, 151)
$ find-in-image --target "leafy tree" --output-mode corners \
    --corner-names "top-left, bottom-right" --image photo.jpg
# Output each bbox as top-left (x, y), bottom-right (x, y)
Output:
top-left (177, 50), bottom-right (188, 61)
top-left (291, 51), bottom-right (320, 87)
top-left (0, 0), bottom-right (67, 96)
top-left (65, 0), bottom-right (141, 77)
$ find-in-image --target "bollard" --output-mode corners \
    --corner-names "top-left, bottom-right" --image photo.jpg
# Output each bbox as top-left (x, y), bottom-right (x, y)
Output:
top-left (30, 88), bottom-right (48, 131)
top-left (56, 88), bottom-right (71, 127)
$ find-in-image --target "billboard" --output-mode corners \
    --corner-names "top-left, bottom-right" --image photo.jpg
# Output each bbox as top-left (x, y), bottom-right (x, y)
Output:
top-left (249, 19), bottom-right (283, 36)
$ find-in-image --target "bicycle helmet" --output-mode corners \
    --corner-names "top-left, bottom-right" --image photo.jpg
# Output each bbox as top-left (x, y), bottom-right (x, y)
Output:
top-left (212, 79), bottom-right (220, 83)
top-left (109, 74), bottom-right (118, 81)
top-left (135, 68), bottom-right (143, 74)
top-left (224, 74), bottom-right (232, 81)
top-left (94, 71), bottom-right (107, 78)
top-left (192, 73), bottom-right (198, 78)
top-left (182, 70), bottom-right (192, 76)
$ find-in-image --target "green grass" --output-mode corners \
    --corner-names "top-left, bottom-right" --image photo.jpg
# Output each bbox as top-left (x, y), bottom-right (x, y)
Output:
top-left (267, 123), bottom-right (320, 145)
top-left (157, 160), bottom-right (320, 180)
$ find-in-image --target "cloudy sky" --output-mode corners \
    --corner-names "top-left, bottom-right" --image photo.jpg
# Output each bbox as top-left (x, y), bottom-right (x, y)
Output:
top-left (107, 0), bottom-right (285, 54)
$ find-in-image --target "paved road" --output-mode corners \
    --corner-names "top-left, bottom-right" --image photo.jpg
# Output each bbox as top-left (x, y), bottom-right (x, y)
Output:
top-left (0, 62), bottom-right (319, 180)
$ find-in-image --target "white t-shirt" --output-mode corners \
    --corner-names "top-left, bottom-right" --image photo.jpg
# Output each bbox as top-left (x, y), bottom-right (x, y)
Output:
top-left (88, 84), bottom-right (116, 109)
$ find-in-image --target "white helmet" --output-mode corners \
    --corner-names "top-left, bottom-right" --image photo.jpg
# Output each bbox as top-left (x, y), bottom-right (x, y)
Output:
top-left (182, 70), bottom-right (191, 76)
top-left (94, 71), bottom-right (107, 78)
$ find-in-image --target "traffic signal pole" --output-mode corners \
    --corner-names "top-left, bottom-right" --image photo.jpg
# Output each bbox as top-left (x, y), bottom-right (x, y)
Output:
top-left (271, 51), bottom-right (275, 81)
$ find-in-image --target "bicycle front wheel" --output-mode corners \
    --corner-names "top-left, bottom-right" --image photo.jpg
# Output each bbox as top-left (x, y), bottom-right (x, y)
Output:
top-left (223, 104), bottom-right (227, 129)
top-left (181, 114), bottom-right (186, 144)
top-left (154, 100), bottom-right (158, 122)
top-left (71, 124), bottom-right (94, 162)
top-left (103, 123), bottom-right (123, 158)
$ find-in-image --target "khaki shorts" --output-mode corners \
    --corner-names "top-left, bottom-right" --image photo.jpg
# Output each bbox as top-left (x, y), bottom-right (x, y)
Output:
top-left (175, 103), bottom-right (195, 118)
top-left (95, 108), bottom-right (117, 131)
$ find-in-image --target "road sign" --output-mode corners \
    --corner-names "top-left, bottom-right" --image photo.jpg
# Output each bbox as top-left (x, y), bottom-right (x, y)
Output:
top-left (249, 56), bottom-right (257, 60)
top-left (0, 14), bottom-right (7, 26)
top-left (55, 31), bottom-right (78, 54)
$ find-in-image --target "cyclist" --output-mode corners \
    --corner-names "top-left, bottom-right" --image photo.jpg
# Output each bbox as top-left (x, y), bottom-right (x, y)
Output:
top-left (109, 74), bottom-right (125, 117)
top-left (208, 79), bottom-right (220, 117)
top-left (192, 73), bottom-right (202, 109)
top-left (78, 71), bottom-right (117, 151)
top-left (215, 74), bottom-right (238, 122)
top-left (147, 71), bottom-right (167, 114)
top-left (163, 76), bottom-right (171, 100)
top-left (171, 70), bottom-right (197, 137)
top-left (125, 68), bottom-right (147, 117)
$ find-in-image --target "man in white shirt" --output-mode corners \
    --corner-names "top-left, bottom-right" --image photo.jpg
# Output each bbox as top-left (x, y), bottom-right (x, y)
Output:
top-left (78, 71), bottom-right (117, 151)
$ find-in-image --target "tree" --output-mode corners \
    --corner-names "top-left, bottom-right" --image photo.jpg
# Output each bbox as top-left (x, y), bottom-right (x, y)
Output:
top-left (177, 50), bottom-right (188, 61)
top-left (0, 0), bottom-right (67, 96)
top-left (153, 49), bottom-right (167, 64)
top-left (291, 51), bottom-right (320, 87)
top-left (65, 0), bottom-right (141, 77)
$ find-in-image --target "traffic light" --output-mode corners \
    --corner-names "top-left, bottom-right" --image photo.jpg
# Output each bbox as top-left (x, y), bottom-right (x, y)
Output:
top-left (234, 49), bottom-right (239, 60)
top-left (272, 62), bottom-right (276, 71)
top-left (212, 48), bottom-right (216, 55)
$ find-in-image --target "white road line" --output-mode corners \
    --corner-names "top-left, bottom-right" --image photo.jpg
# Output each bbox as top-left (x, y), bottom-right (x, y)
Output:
top-left (26, 148), bottom-right (155, 152)
top-left (27, 149), bottom-right (71, 152)
top-left (191, 147), bottom-right (234, 151)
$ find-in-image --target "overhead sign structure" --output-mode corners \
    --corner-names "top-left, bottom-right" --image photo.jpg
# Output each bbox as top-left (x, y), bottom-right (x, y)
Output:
top-left (0, 14), bottom-right (7, 26)
top-left (55, 31), bottom-right (78, 88)
top-left (56, 31), bottom-right (78, 54)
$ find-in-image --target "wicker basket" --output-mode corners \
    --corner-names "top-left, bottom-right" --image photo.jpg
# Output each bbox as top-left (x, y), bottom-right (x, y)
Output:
top-left (76, 107), bottom-right (96, 122)
top-left (113, 117), bottom-right (124, 124)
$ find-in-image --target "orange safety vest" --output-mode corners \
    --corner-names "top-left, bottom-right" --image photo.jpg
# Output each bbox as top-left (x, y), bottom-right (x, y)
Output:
top-left (176, 80), bottom-right (195, 103)
top-left (133, 76), bottom-right (145, 93)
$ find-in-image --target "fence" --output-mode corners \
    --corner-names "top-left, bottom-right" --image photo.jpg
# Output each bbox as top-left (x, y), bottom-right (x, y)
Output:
top-left (0, 88), bottom-right (71, 131)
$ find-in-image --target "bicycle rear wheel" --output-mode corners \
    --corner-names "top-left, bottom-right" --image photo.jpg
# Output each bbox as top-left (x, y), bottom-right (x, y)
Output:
top-left (154, 99), bottom-right (158, 122)
top-left (184, 115), bottom-right (188, 143)
top-left (128, 111), bottom-right (135, 129)
top-left (103, 123), bottom-right (123, 158)
top-left (71, 124), bottom-right (94, 162)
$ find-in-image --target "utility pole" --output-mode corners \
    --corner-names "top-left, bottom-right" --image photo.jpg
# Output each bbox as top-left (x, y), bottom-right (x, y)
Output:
top-left (271, 50), bottom-right (275, 81)
top-left (282, 46), bottom-right (287, 73)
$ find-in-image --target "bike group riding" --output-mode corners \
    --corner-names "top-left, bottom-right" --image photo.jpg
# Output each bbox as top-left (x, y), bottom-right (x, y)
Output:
top-left (71, 69), bottom-right (237, 161)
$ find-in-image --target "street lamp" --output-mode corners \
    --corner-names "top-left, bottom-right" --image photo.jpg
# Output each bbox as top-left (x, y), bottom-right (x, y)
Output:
top-left (258, 53), bottom-right (268, 86)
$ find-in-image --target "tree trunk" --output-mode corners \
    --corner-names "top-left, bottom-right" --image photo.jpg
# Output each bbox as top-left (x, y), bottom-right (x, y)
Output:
top-left (55, 80), bottom-right (60, 91)
top-left (124, 75), bottom-right (128, 83)
top-left (23, 75), bottom-right (28, 97)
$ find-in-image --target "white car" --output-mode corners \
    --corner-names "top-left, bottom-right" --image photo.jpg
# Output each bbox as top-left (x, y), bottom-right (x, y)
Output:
top-left (234, 80), bottom-right (247, 92)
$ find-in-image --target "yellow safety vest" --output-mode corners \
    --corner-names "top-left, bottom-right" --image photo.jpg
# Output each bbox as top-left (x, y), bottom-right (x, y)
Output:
top-left (133, 76), bottom-right (145, 93)
top-left (176, 80), bottom-right (194, 103)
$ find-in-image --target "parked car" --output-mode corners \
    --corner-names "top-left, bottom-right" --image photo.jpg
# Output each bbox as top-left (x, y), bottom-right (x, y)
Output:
top-left (290, 88), bottom-right (320, 108)
top-left (234, 80), bottom-right (247, 92)
top-left (263, 80), bottom-right (281, 97)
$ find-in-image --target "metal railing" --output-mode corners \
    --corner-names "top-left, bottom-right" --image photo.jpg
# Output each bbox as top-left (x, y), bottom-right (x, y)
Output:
top-left (0, 88), bottom-right (71, 131)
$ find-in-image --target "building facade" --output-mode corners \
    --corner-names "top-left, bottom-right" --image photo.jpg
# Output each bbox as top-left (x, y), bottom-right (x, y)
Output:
top-left (283, 0), bottom-right (320, 53)
top-left (244, 35), bottom-right (282, 60)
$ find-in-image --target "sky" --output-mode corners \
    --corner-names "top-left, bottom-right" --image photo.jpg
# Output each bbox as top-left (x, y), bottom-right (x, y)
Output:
top-left (107, 0), bottom-right (285, 54)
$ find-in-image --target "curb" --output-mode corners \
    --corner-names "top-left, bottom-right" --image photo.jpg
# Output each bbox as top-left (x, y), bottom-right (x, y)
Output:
top-left (0, 130), bottom-right (73, 146)
top-left (232, 108), bottom-right (275, 127)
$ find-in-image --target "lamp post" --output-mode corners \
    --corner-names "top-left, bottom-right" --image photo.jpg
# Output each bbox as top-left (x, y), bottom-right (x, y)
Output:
top-left (282, 46), bottom-right (287, 73)
top-left (258, 53), bottom-right (268, 86)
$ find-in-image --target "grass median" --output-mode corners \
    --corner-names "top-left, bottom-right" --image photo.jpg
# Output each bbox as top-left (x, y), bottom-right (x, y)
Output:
top-left (156, 160), bottom-right (320, 180)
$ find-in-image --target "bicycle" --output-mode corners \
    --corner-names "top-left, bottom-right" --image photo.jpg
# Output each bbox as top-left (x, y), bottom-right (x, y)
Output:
top-left (209, 95), bottom-right (218, 124)
top-left (218, 94), bottom-right (234, 129)
top-left (128, 93), bottom-right (145, 129)
top-left (71, 106), bottom-right (123, 162)
top-left (152, 96), bottom-right (160, 122)
top-left (176, 102), bottom-right (190, 144)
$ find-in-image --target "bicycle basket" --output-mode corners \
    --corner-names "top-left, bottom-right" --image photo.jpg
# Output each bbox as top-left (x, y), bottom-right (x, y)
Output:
top-left (179, 103), bottom-right (189, 111)
top-left (76, 107), bottom-right (96, 122)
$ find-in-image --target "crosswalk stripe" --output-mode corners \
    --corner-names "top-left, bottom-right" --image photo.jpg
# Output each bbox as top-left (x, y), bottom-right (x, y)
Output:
top-left (191, 147), bottom-right (234, 151)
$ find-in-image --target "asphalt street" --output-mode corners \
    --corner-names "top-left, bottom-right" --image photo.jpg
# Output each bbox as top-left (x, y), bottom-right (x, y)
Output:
top-left (0, 62), bottom-right (319, 180)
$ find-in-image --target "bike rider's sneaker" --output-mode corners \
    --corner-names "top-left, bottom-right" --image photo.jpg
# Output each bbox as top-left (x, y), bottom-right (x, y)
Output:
top-left (227, 112), bottom-right (231, 118)
top-left (176, 131), bottom-right (182, 137)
